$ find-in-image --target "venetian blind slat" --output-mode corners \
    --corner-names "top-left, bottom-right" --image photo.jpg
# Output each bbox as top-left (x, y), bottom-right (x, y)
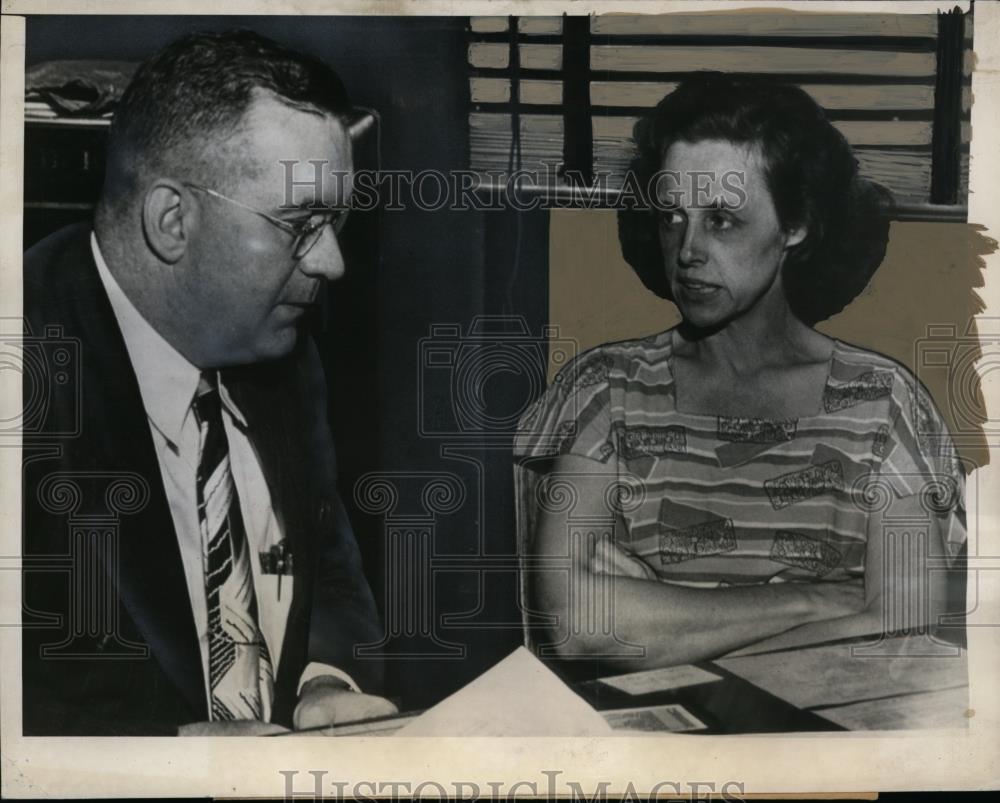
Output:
top-left (593, 116), bottom-right (934, 147)
top-left (469, 42), bottom-right (563, 71)
top-left (471, 17), bottom-right (563, 35)
top-left (589, 13), bottom-right (939, 38)
top-left (469, 112), bottom-right (564, 175)
top-left (590, 81), bottom-right (939, 112)
top-left (589, 45), bottom-right (936, 77)
top-left (471, 77), bottom-right (563, 105)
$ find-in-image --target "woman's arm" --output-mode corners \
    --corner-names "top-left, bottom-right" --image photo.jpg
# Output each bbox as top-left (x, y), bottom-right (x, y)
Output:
top-left (532, 454), bottom-right (865, 671)
top-left (723, 494), bottom-right (951, 657)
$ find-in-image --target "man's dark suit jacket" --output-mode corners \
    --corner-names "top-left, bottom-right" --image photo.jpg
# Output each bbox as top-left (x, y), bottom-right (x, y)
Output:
top-left (22, 223), bottom-right (384, 735)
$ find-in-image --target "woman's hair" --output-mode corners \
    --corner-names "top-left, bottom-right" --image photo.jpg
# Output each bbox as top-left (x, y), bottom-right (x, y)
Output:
top-left (617, 73), bottom-right (894, 325)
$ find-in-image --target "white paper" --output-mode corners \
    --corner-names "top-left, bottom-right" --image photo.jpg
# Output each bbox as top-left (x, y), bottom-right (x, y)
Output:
top-left (598, 664), bottom-right (722, 696)
top-left (395, 647), bottom-right (613, 736)
top-left (602, 704), bottom-right (707, 733)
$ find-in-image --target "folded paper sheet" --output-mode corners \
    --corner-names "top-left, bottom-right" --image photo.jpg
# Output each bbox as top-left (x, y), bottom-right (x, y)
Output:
top-left (396, 647), bottom-right (613, 736)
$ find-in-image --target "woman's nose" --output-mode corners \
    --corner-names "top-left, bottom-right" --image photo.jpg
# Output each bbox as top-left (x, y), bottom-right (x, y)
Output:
top-left (678, 220), bottom-right (706, 267)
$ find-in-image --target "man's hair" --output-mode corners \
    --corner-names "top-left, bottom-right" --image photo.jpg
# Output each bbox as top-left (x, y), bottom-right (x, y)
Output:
top-left (101, 29), bottom-right (352, 209)
top-left (617, 72), bottom-right (894, 325)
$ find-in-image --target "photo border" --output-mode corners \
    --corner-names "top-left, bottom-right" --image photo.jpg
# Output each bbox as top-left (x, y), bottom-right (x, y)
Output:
top-left (1, 1), bottom-right (997, 797)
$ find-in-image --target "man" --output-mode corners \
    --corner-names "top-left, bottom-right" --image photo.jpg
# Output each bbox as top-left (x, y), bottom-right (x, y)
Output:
top-left (22, 30), bottom-right (394, 735)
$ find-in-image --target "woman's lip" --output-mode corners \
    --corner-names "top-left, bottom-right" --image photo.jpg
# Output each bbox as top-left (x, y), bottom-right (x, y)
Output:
top-left (678, 279), bottom-right (720, 294)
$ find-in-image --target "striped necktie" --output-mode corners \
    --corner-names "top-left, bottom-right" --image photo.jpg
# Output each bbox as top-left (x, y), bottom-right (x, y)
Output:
top-left (194, 373), bottom-right (274, 721)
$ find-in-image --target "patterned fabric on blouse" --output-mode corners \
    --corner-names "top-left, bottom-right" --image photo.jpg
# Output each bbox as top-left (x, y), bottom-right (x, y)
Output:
top-left (513, 329), bottom-right (967, 588)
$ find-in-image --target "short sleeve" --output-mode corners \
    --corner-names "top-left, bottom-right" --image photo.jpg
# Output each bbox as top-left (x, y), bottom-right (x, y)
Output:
top-left (513, 349), bottom-right (617, 466)
top-left (878, 373), bottom-right (967, 562)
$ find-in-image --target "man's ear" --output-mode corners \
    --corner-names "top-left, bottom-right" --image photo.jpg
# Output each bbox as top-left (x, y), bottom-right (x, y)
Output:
top-left (142, 179), bottom-right (192, 264)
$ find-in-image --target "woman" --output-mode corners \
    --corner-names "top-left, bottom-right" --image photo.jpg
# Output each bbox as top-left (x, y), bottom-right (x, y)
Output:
top-left (513, 74), bottom-right (966, 671)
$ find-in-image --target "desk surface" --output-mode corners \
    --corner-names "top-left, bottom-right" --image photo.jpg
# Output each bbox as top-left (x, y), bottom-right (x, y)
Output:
top-left (579, 633), bottom-right (969, 734)
top-left (575, 660), bottom-right (841, 734)
top-left (316, 633), bottom-right (969, 736)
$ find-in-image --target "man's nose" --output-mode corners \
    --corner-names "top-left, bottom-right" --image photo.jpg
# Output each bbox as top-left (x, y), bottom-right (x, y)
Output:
top-left (298, 224), bottom-right (346, 282)
top-left (678, 219), bottom-right (707, 268)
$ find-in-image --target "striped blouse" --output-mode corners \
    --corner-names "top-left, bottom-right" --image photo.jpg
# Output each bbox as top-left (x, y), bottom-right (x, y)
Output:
top-left (514, 328), bottom-right (966, 587)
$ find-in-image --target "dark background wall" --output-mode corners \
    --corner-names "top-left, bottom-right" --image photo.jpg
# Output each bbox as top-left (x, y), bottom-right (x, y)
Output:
top-left (25, 15), bottom-right (550, 709)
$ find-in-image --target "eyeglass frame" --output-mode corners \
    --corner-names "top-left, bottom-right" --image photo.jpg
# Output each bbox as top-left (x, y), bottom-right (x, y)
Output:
top-left (182, 182), bottom-right (349, 260)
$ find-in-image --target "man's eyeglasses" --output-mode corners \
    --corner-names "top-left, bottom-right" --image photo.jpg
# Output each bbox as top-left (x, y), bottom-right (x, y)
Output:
top-left (183, 183), bottom-right (349, 261)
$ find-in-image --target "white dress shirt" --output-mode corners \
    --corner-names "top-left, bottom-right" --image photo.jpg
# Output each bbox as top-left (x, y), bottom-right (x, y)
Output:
top-left (91, 233), bottom-right (356, 719)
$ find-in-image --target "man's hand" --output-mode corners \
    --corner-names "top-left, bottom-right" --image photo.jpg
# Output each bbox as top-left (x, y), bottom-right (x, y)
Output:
top-left (178, 720), bottom-right (289, 736)
top-left (293, 675), bottom-right (398, 731)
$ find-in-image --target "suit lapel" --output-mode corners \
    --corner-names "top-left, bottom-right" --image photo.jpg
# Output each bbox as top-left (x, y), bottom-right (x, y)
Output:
top-left (60, 231), bottom-right (206, 716)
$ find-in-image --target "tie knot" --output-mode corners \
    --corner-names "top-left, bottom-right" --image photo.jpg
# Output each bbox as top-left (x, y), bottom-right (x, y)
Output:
top-left (193, 372), bottom-right (223, 427)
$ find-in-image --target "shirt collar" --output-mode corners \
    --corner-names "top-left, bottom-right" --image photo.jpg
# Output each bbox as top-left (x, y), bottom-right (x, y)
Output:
top-left (90, 232), bottom-right (248, 446)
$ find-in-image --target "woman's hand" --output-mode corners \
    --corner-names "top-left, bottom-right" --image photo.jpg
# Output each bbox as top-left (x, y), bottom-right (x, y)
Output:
top-left (590, 534), bottom-right (658, 580)
top-left (719, 578), bottom-right (868, 658)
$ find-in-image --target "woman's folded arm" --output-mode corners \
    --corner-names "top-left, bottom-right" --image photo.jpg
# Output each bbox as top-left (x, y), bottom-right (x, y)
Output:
top-left (532, 455), bottom-right (865, 671)
top-left (726, 494), bottom-right (952, 657)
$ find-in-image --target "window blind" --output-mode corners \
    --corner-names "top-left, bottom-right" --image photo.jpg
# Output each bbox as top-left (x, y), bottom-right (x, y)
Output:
top-left (467, 10), bottom-right (972, 218)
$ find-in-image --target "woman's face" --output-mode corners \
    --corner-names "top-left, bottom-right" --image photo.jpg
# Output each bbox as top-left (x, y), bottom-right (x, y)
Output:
top-left (657, 138), bottom-right (805, 330)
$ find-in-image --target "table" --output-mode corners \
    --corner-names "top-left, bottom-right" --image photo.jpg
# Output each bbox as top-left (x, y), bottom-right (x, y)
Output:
top-left (574, 659), bottom-right (841, 734)
top-left (306, 632), bottom-right (969, 736)
top-left (575, 632), bottom-right (970, 734)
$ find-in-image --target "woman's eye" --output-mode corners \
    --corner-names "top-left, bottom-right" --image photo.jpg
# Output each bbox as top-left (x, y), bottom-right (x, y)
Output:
top-left (707, 213), bottom-right (734, 231)
top-left (660, 210), bottom-right (684, 228)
